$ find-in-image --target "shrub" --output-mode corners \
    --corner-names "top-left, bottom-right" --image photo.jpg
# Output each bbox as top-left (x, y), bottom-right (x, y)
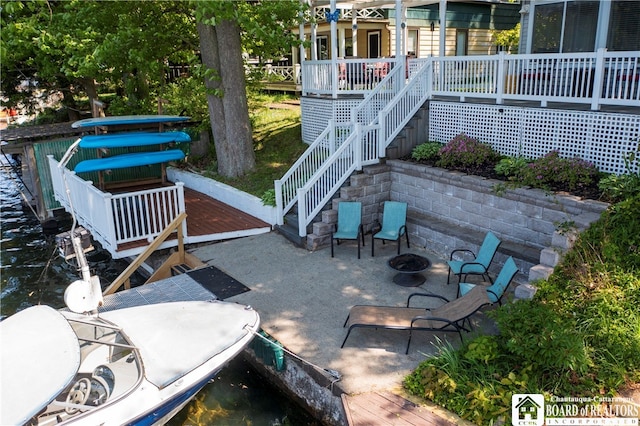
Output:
top-left (599, 150), bottom-right (640, 203)
top-left (518, 151), bottom-right (600, 192)
top-left (411, 141), bottom-right (443, 162)
top-left (437, 133), bottom-right (500, 173)
top-left (494, 156), bottom-right (528, 179)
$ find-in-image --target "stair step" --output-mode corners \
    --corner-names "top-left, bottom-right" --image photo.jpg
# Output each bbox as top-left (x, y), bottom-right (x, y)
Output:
top-left (171, 263), bottom-right (192, 275)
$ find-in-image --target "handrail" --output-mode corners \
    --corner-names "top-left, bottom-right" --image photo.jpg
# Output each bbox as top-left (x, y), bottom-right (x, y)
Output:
top-left (48, 155), bottom-right (186, 259)
top-left (103, 212), bottom-right (187, 295)
top-left (276, 57), bottom-right (435, 236)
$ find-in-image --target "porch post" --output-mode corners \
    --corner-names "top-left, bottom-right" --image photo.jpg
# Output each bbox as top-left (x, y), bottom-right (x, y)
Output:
top-left (311, 8), bottom-right (318, 61)
top-left (439, 0), bottom-right (446, 56)
top-left (330, 0), bottom-right (338, 98)
top-left (352, 10), bottom-right (358, 56)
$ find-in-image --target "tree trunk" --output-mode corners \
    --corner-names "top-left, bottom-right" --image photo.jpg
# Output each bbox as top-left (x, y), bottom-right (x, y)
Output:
top-left (197, 18), bottom-right (255, 178)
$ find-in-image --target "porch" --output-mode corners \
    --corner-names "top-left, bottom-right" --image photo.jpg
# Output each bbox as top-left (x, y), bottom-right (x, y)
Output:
top-left (272, 49), bottom-right (639, 240)
top-left (48, 155), bottom-right (271, 259)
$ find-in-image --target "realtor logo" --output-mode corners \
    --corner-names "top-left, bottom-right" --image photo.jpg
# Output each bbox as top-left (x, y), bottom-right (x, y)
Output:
top-left (512, 394), bottom-right (544, 426)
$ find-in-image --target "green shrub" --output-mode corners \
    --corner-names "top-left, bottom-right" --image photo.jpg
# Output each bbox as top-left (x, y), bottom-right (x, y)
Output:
top-left (518, 151), bottom-right (600, 192)
top-left (494, 156), bottom-right (528, 179)
top-left (598, 151), bottom-right (640, 203)
top-left (404, 194), bottom-right (640, 424)
top-left (411, 141), bottom-right (443, 162)
top-left (437, 133), bottom-right (500, 172)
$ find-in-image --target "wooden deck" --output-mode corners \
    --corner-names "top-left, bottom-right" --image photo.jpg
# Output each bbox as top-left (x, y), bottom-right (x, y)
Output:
top-left (116, 187), bottom-right (271, 253)
top-left (342, 392), bottom-right (457, 426)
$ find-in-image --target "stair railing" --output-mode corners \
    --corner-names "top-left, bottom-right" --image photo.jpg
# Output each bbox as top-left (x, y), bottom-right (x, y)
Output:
top-left (275, 58), bottom-right (433, 237)
top-left (378, 60), bottom-right (432, 155)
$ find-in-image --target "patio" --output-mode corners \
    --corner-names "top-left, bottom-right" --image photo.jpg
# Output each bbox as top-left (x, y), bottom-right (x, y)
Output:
top-left (188, 231), bottom-right (502, 400)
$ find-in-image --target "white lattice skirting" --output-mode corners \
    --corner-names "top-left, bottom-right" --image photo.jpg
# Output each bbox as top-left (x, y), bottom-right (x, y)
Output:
top-left (429, 102), bottom-right (640, 175)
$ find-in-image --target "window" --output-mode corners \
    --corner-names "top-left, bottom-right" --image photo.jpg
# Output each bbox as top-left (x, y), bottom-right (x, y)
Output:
top-left (607, 0), bottom-right (640, 51)
top-left (562, 1), bottom-right (598, 52)
top-left (317, 36), bottom-right (328, 60)
top-left (531, 1), bottom-right (599, 53)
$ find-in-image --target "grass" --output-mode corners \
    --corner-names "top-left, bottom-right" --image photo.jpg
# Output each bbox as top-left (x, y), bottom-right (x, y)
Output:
top-left (188, 94), bottom-right (306, 198)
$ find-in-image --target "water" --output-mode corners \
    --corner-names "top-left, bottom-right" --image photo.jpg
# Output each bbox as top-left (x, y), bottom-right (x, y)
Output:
top-left (0, 159), bottom-right (318, 425)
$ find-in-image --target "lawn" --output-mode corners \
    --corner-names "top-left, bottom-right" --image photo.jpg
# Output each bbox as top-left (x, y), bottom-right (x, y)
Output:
top-left (184, 94), bottom-right (306, 200)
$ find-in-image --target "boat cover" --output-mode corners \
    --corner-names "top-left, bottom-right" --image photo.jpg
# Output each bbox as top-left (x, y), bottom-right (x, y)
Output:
top-left (0, 306), bottom-right (81, 426)
top-left (74, 149), bottom-right (185, 173)
top-left (99, 300), bottom-right (259, 389)
top-left (79, 131), bottom-right (191, 149)
top-left (72, 115), bottom-right (190, 128)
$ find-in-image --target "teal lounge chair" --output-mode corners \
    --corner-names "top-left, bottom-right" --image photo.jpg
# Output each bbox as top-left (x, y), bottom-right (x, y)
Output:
top-left (447, 231), bottom-right (501, 285)
top-left (458, 256), bottom-right (518, 305)
top-left (331, 202), bottom-right (364, 259)
top-left (371, 201), bottom-right (409, 256)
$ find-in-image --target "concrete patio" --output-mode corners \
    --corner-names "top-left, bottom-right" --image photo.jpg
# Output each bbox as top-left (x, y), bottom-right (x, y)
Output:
top-left (189, 231), bottom-right (504, 397)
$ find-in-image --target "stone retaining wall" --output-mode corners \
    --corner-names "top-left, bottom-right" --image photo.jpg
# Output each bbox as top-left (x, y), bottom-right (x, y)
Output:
top-left (308, 160), bottom-right (609, 281)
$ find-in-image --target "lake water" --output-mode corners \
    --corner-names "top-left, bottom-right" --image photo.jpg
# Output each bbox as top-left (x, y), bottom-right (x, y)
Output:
top-left (0, 158), bottom-right (317, 425)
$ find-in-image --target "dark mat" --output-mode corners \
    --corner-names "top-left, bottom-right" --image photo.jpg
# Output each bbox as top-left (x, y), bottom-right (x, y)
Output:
top-left (187, 266), bottom-right (250, 300)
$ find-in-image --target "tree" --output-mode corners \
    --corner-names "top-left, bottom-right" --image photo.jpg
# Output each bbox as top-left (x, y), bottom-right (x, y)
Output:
top-left (194, 0), bottom-right (304, 178)
top-left (1, 1), bottom-right (199, 119)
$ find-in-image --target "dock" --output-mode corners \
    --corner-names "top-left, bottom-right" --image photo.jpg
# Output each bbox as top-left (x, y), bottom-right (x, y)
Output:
top-left (342, 392), bottom-right (456, 426)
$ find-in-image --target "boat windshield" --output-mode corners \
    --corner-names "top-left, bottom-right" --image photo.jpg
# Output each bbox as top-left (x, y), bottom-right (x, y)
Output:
top-left (32, 313), bottom-right (143, 426)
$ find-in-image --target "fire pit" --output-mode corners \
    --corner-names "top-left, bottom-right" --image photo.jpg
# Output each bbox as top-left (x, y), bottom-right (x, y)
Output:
top-left (387, 253), bottom-right (431, 287)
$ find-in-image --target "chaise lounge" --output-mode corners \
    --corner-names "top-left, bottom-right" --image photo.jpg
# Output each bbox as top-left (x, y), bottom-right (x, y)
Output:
top-left (341, 286), bottom-right (490, 354)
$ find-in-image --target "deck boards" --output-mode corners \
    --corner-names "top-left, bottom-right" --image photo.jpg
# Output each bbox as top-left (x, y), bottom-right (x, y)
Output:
top-left (115, 187), bottom-right (270, 252)
top-left (342, 392), bottom-right (456, 426)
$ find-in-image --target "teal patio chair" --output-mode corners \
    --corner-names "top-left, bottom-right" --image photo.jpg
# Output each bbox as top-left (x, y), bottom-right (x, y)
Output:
top-left (458, 256), bottom-right (518, 305)
top-left (331, 202), bottom-right (365, 259)
top-left (447, 231), bottom-right (501, 285)
top-left (371, 201), bottom-right (409, 257)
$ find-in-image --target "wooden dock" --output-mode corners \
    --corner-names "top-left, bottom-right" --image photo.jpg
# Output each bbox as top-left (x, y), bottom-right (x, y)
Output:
top-left (342, 392), bottom-right (457, 426)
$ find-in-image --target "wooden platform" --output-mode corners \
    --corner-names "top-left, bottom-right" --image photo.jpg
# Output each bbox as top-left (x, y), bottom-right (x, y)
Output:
top-left (342, 392), bottom-right (456, 426)
top-left (116, 186), bottom-right (271, 253)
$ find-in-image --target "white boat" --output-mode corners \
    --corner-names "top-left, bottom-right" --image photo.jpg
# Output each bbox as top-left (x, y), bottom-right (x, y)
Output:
top-left (1, 299), bottom-right (260, 426)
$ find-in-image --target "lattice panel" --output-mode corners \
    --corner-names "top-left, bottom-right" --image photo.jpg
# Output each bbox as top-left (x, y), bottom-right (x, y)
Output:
top-left (429, 101), bottom-right (640, 175)
top-left (301, 97), bottom-right (362, 144)
top-left (301, 97), bottom-right (333, 144)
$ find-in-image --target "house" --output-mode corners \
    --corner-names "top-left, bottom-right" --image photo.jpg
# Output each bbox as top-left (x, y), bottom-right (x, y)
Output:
top-left (274, 0), bottom-right (639, 245)
top-left (292, 0), bottom-right (520, 62)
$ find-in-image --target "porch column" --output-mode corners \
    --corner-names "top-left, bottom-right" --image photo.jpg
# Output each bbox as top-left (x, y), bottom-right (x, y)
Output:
top-left (339, 26), bottom-right (346, 57)
top-left (330, 0), bottom-right (338, 98)
top-left (439, 0), bottom-right (447, 56)
top-left (395, 0), bottom-right (405, 79)
top-left (352, 11), bottom-right (358, 56)
top-left (311, 8), bottom-right (318, 61)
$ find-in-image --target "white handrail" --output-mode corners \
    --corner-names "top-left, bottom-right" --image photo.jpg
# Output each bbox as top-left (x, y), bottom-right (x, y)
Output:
top-left (48, 155), bottom-right (185, 258)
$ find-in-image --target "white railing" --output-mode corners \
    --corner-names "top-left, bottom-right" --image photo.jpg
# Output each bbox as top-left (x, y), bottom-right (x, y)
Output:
top-left (275, 121), bottom-right (354, 224)
top-left (261, 64), bottom-right (302, 84)
top-left (304, 50), bottom-right (639, 109)
top-left (302, 57), bottom-right (396, 96)
top-left (277, 58), bottom-right (435, 236)
top-left (313, 7), bottom-right (385, 20)
top-left (48, 155), bottom-right (186, 259)
top-left (424, 49), bottom-right (639, 109)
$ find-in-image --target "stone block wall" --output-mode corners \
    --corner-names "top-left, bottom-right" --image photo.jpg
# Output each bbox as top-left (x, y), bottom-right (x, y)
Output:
top-left (307, 159), bottom-right (609, 284)
top-left (386, 159), bottom-right (609, 278)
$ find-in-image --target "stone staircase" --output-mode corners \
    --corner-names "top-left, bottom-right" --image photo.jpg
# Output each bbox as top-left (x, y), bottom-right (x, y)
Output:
top-left (515, 210), bottom-right (603, 300)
